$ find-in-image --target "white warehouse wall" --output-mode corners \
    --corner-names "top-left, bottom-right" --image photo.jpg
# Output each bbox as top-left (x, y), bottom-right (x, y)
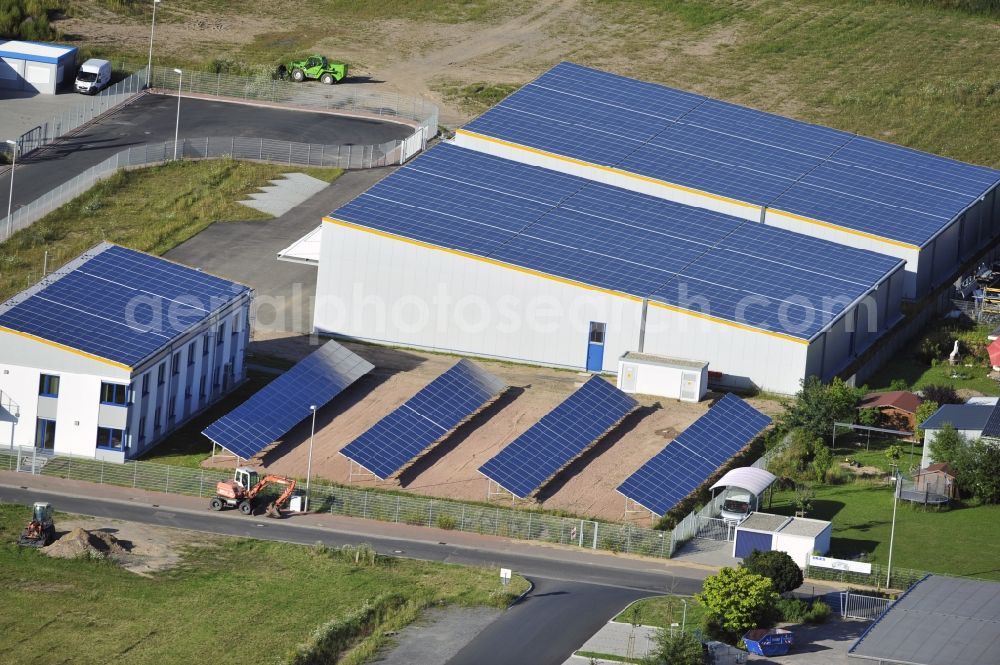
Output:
top-left (316, 221), bottom-right (645, 370)
top-left (315, 221), bottom-right (826, 394)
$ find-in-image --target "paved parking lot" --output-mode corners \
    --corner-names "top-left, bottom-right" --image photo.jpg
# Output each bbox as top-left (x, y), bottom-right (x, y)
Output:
top-left (0, 89), bottom-right (86, 143)
top-left (0, 92), bottom-right (414, 211)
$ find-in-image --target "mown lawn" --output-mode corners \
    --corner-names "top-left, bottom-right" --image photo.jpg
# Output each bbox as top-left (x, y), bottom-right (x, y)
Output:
top-left (0, 160), bottom-right (341, 302)
top-left (615, 595), bottom-right (706, 633)
top-left (769, 482), bottom-right (1000, 580)
top-left (0, 504), bottom-right (525, 665)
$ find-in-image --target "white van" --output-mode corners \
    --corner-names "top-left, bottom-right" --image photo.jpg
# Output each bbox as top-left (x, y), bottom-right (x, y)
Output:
top-left (720, 493), bottom-right (753, 523)
top-left (75, 59), bottom-right (112, 95)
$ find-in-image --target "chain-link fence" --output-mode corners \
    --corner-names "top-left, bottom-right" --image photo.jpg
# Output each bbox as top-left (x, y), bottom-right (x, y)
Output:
top-left (0, 447), bottom-right (675, 559)
top-left (0, 134), bottom-right (413, 242)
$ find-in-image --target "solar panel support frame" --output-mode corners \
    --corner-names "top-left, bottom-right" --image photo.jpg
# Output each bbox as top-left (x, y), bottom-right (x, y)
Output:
top-left (345, 456), bottom-right (380, 483)
top-left (485, 476), bottom-right (517, 504)
top-left (623, 495), bottom-right (656, 524)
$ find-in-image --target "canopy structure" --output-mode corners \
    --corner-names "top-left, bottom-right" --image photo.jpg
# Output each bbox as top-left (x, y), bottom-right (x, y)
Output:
top-left (710, 467), bottom-right (776, 497)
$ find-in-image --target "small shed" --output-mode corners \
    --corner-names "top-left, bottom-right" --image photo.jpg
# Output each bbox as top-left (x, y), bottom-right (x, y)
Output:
top-left (0, 40), bottom-right (77, 94)
top-left (913, 463), bottom-right (958, 500)
top-left (857, 390), bottom-right (923, 431)
top-left (616, 351), bottom-right (708, 402)
top-left (734, 513), bottom-right (832, 568)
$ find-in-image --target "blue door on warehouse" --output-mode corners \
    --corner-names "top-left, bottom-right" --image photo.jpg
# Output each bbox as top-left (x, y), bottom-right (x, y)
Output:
top-left (586, 322), bottom-right (606, 372)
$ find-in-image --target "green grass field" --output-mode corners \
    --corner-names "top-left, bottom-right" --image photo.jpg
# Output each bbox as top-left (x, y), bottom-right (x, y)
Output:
top-left (769, 482), bottom-right (1000, 580)
top-left (0, 504), bottom-right (525, 665)
top-left (0, 160), bottom-right (341, 302)
top-left (615, 595), bottom-right (705, 632)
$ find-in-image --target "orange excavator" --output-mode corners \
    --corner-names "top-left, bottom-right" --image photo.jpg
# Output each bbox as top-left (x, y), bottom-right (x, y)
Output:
top-left (209, 467), bottom-right (297, 518)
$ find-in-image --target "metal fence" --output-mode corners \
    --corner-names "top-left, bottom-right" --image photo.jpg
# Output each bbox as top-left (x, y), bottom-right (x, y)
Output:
top-left (3, 70), bottom-right (149, 160)
top-left (0, 447), bottom-right (675, 559)
top-left (0, 134), bottom-right (413, 242)
top-left (839, 590), bottom-right (893, 620)
top-left (806, 561), bottom-right (929, 591)
top-left (143, 63), bottom-right (438, 140)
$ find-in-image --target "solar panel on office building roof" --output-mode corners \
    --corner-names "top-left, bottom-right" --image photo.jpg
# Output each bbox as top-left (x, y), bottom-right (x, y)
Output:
top-left (202, 341), bottom-right (373, 460)
top-left (340, 360), bottom-right (506, 480)
top-left (479, 377), bottom-right (638, 498)
top-left (618, 394), bottom-right (772, 516)
top-left (329, 143), bottom-right (904, 340)
top-left (0, 243), bottom-right (248, 367)
top-left (462, 61), bottom-right (1000, 247)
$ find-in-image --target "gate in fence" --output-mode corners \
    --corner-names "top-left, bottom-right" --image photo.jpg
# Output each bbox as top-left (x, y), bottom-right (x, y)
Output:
top-left (696, 516), bottom-right (736, 541)
top-left (840, 590), bottom-right (892, 620)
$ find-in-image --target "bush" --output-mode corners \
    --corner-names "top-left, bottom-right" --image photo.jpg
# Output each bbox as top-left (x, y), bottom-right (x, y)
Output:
top-left (774, 598), bottom-right (831, 624)
top-left (741, 550), bottom-right (803, 595)
top-left (644, 630), bottom-right (704, 665)
top-left (436, 515), bottom-right (457, 530)
top-left (921, 384), bottom-right (962, 405)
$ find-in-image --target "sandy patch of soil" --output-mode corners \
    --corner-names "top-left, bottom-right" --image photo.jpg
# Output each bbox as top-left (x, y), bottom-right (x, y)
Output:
top-left (214, 340), bottom-right (784, 522)
top-left (43, 517), bottom-right (212, 576)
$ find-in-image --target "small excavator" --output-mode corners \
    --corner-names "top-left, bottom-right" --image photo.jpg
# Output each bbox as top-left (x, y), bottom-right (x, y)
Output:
top-left (18, 502), bottom-right (55, 548)
top-left (210, 467), bottom-right (297, 518)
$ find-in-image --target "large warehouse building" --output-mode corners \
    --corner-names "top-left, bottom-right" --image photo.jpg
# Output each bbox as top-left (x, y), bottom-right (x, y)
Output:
top-left (304, 62), bottom-right (1000, 393)
top-left (455, 63), bottom-right (1000, 300)
top-left (314, 144), bottom-right (905, 394)
top-left (0, 244), bottom-right (252, 461)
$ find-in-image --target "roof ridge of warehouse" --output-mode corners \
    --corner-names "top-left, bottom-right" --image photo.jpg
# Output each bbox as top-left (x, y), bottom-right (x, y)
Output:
top-left (457, 61), bottom-right (1000, 257)
top-left (0, 243), bottom-right (252, 370)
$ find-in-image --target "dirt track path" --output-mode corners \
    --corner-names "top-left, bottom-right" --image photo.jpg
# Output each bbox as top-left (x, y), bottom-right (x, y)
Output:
top-left (371, 0), bottom-right (581, 124)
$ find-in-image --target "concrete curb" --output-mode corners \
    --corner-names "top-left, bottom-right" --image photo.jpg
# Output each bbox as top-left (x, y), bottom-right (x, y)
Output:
top-left (509, 576), bottom-right (535, 608)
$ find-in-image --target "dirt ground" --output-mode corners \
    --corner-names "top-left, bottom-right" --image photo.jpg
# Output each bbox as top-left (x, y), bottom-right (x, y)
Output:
top-left (44, 517), bottom-right (210, 576)
top-left (211, 338), bottom-right (783, 522)
top-left (54, 0), bottom-right (739, 126)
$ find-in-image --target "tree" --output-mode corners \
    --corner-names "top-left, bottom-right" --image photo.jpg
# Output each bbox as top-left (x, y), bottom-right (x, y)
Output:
top-left (794, 484), bottom-right (815, 516)
top-left (929, 423), bottom-right (963, 466)
top-left (781, 376), bottom-right (865, 441)
top-left (885, 444), bottom-right (903, 464)
top-left (914, 400), bottom-right (940, 441)
top-left (811, 442), bottom-right (833, 483)
top-left (921, 384), bottom-right (962, 406)
top-left (643, 631), bottom-right (703, 665)
top-left (858, 407), bottom-right (880, 428)
top-left (953, 439), bottom-right (1000, 504)
top-left (741, 550), bottom-right (804, 595)
top-left (695, 567), bottom-right (778, 642)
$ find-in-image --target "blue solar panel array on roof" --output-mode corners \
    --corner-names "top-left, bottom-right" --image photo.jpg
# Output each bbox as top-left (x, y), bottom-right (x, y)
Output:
top-left (328, 143), bottom-right (903, 340)
top-left (202, 341), bottom-right (373, 460)
top-left (340, 360), bottom-right (506, 479)
top-left (617, 394), bottom-right (772, 516)
top-left (0, 243), bottom-right (249, 367)
top-left (979, 403), bottom-right (1000, 439)
top-left (462, 62), bottom-right (1000, 247)
top-left (479, 376), bottom-right (638, 498)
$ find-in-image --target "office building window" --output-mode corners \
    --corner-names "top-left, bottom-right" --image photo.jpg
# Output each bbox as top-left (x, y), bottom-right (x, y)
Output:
top-left (217, 322), bottom-right (225, 345)
top-left (157, 362), bottom-right (166, 386)
top-left (38, 374), bottom-right (60, 397)
top-left (96, 427), bottom-right (125, 450)
top-left (154, 407), bottom-right (162, 431)
top-left (171, 352), bottom-right (180, 375)
top-left (100, 382), bottom-right (128, 406)
top-left (202, 333), bottom-right (209, 356)
top-left (187, 341), bottom-right (196, 365)
top-left (34, 418), bottom-right (56, 450)
top-left (141, 373), bottom-right (150, 396)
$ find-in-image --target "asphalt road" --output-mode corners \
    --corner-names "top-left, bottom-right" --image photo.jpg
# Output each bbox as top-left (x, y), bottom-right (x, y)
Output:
top-left (1, 92), bottom-right (414, 211)
top-left (0, 483), bottom-right (692, 665)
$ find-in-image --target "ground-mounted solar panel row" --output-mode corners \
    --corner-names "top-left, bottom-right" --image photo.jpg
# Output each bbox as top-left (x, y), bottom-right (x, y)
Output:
top-left (330, 142), bottom-right (904, 341)
top-left (202, 340), bottom-right (374, 460)
top-left (478, 377), bottom-right (638, 498)
top-left (617, 393), bottom-right (772, 517)
top-left (462, 62), bottom-right (1000, 251)
top-left (339, 359), bottom-right (507, 479)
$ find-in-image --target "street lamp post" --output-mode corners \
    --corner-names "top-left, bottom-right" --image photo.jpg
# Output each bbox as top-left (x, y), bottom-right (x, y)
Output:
top-left (172, 68), bottom-right (182, 160)
top-left (886, 473), bottom-right (901, 589)
top-left (306, 404), bottom-right (317, 511)
top-left (681, 598), bottom-right (688, 633)
top-left (5, 139), bottom-right (16, 239)
top-left (146, 0), bottom-right (162, 86)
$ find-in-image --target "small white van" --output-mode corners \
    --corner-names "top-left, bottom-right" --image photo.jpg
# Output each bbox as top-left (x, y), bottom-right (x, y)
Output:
top-left (75, 59), bottom-right (112, 95)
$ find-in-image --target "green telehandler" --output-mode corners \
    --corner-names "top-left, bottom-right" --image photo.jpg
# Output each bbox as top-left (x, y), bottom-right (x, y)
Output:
top-left (277, 55), bottom-right (348, 85)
